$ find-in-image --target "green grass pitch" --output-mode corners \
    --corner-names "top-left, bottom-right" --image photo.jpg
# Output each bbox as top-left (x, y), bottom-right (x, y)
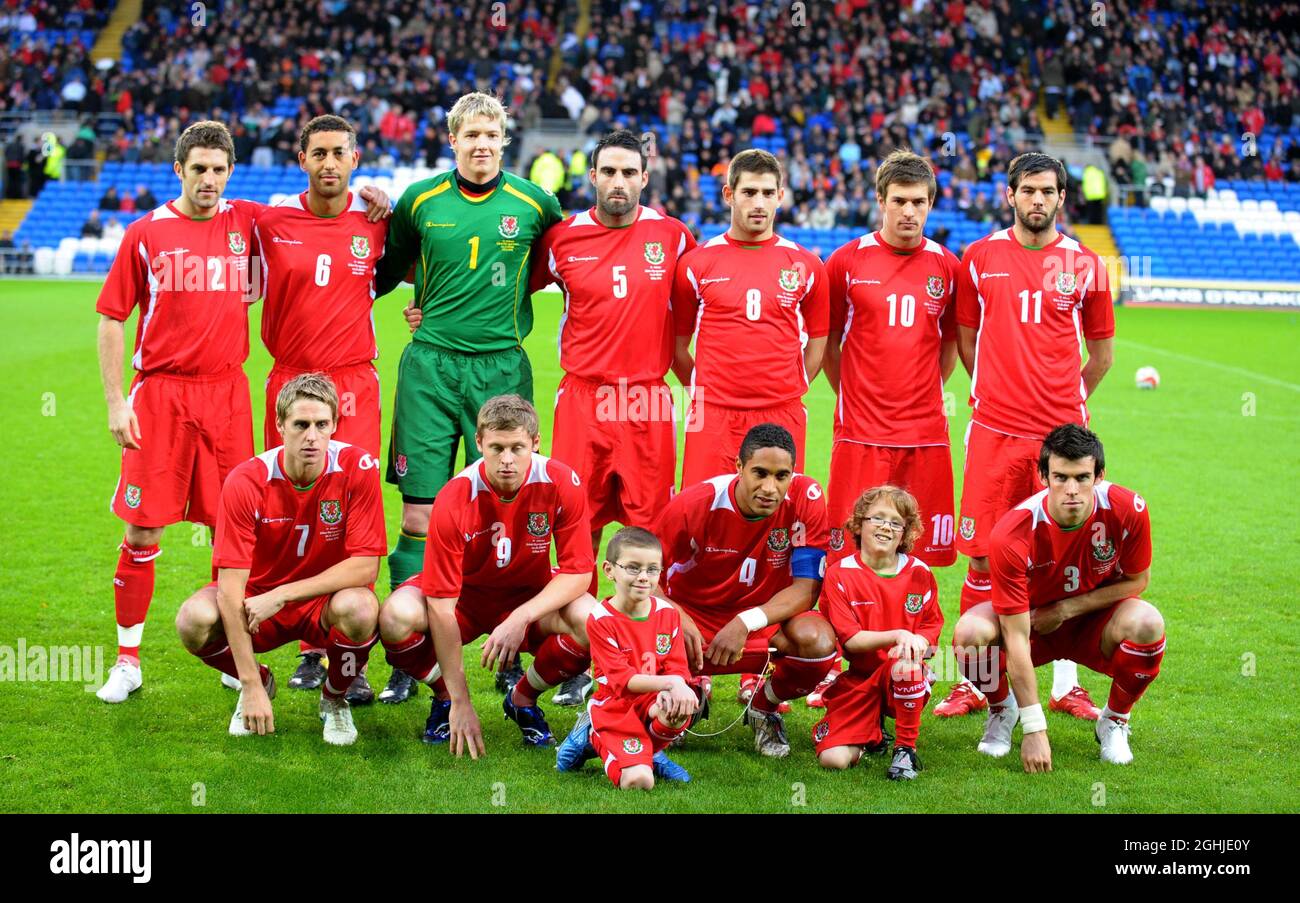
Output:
top-left (1, 279), bottom-right (1297, 813)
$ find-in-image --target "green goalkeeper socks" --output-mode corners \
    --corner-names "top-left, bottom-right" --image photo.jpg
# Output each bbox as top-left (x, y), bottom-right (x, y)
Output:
top-left (388, 530), bottom-right (427, 592)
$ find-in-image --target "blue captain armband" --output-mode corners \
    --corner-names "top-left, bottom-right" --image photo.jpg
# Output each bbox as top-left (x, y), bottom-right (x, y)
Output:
top-left (791, 546), bottom-right (827, 580)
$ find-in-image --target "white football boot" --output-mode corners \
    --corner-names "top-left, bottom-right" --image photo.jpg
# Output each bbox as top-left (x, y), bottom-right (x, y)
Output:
top-left (320, 695), bottom-right (358, 746)
top-left (1096, 708), bottom-right (1134, 765)
top-left (977, 693), bottom-right (1020, 757)
top-left (96, 661), bottom-right (142, 703)
top-left (229, 670), bottom-right (277, 736)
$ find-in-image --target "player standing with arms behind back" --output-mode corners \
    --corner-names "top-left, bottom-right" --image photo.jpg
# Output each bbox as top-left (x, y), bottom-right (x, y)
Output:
top-left (253, 114), bottom-right (394, 703)
top-left (94, 122), bottom-right (259, 703)
top-left (672, 149), bottom-right (829, 487)
top-left (375, 92), bottom-right (562, 696)
top-left (934, 152), bottom-right (1115, 720)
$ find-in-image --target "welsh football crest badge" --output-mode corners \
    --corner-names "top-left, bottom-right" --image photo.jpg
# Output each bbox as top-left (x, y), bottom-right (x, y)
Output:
top-left (767, 528), bottom-right (790, 552)
top-left (656, 633), bottom-right (671, 655)
top-left (227, 231), bottom-right (246, 254)
top-left (926, 275), bottom-right (945, 299)
top-left (644, 241), bottom-right (664, 265)
top-left (905, 593), bottom-right (924, 614)
top-left (959, 516), bottom-right (976, 541)
top-left (1093, 538), bottom-right (1116, 563)
top-left (394, 454), bottom-right (408, 478)
top-left (320, 499), bottom-right (342, 525)
top-left (1055, 271), bottom-right (1077, 294)
top-left (124, 484), bottom-right (142, 509)
top-left (527, 512), bottom-right (550, 537)
top-left (813, 721), bottom-right (830, 743)
top-left (623, 737), bottom-right (644, 754)
top-left (350, 235), bottom-right (370, 259)
top-left (498, 215), bottom-right (520, 239)
top-left (778, 268), bottom-right (801, 292)
top-left (829, 528), bottom-right (845, 552)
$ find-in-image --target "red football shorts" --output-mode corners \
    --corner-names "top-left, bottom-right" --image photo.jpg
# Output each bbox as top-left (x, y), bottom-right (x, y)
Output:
top-left (828, 440), bottom-right (956, 567)
top-left (590, 692), bottom-right (659, 785)
top-left (111, 368), bottom-right (253, 528)
top-left (1029, 601), bottom-right (1125, 677)
top-left (956, 421), bottom-right (1044, 558)
top-left (681, 396), bottom-right (806, 488)
top-left (264, 360), bottom-right (381, 457)
top-left (811, 663), bottom-right (924, 755)
top-left (205, 581), bottom-right (333, 652)
top-left (551, 374), bottom-right (676, 530)
top-left (396, 575), bottom-right (552, 652)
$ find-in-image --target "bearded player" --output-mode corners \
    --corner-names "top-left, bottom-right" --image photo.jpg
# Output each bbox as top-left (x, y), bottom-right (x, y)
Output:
top-left (377, 396), bottom-right (595, 754)
top-left (527, 128), bottom-right (696, 705)
top-left (375, 94), bottom-right (563, 699)
top-left (672, 149), bottom-right (829, 488)
top-left (174, 374), bottom-right (386, 745)
top-left (655, 423), bottom-right (838, 757)
top-left (952, 425), bottom-right (1164, 769)
top-left (253, 114), bottom-right (400, 704)
top-left (935, 152), bottom-right (1116, 721)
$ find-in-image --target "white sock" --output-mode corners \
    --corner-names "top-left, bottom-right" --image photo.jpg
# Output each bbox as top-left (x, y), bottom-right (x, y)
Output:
top-left (1099, 705), bottom-right (1128, 723)
top-left (1051, 659), bottom-right (1079, 699)
top-left (764, 680), bottom-right (781, 706)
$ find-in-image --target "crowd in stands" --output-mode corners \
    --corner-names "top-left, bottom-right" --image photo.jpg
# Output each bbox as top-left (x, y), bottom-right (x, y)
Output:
top-left (3, 0), bottom-right (1300, 232)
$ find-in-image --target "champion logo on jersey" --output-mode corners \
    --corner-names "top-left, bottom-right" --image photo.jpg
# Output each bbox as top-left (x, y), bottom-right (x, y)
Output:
top-left (644, 241), bottom-right (665, 265)
top-left (767, 528), bottom-right (791, 552)
top-left (499, 215), bottom-right (520, 239)
top-left (905, 593), bottom-right (925, 614)
top-left (1055, 271), bottom-right (1077, 294)
top-left (1092, 538), bottom-right (1116, 562)
top-left (350, 235), bottom-right (370, 259)
top-left (394, 454), bottom-right (408, 478)
top-left (926, 275), bottom-right (945, 299)
top-left (829, 528), bottom-right (845, 552)
top-left (527, 512), bottom-right (550, 537)
top-left (320, 499), bottom-right (342, 525)
top-left (656, 633), bottom-right (671, 655)
top-left (623, 737), bottom-right (644, 754)
top-left (124, 484), bottom-right (142, 509)
top-left (227, 231), bottom-right (246, 255)
top-left (959, 516), bottom-right (976, 541)
top-left (778, 268), bottom-right (801, 292)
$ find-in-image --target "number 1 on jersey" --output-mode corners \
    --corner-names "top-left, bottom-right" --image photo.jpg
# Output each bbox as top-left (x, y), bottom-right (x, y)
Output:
top-left (467, 236), bottom-right (479, 270)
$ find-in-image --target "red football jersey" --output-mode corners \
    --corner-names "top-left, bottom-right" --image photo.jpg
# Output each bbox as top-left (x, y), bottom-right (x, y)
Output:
top-left (588, 596), bottom-right (691, 709)
top-left (821, 552), bottom-right (944, 674)
top-left (656, 473), bottom-right (830, 637)
top-left (212, 441), bottom-right (388, 597)
top-left (956, 229), bottom-right (1115, 439)
top-left (529, 206), bottom-right (696, 383)
top-left (255, 191), bottom-right (389, 370)
top-left (96, 199), bottom-right (261, 376)
top-left (826, 232), bottom-right (960, 446)
top-left (421, 454), bottom-right (594, 599)
top-left (988, 481), bottom-right (1152, 617)
top-left (672, 232), bottom-right (829, 408)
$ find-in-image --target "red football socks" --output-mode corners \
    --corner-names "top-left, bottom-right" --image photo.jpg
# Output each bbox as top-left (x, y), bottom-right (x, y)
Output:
top-left (113, 540), bottom-right (161, 663)
top-left (323, 627), bottom-right (377, 700)
top-left (1107, 635), bottom-right (1166, 715)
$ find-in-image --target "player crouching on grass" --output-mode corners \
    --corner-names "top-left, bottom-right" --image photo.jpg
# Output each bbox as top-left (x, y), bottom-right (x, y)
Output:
top-left (813, 486), bottom-right (943, 781)
top-left (655, 423), bottom-right (838, 758)
top-left (555, 527), bottom-right (696, 789)
top-left (952, 424), bottom-right (1165, 771)
top-left (377, 395), bottom-right (596, 755)
top-left (174, 374), bottom-right (386, 745)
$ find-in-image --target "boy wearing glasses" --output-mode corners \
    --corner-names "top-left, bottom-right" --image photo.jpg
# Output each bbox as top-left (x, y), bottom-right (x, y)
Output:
top-left (555, 527), bottom-right (697, 789)
top-left (813, 485), bottom-right (943, 780)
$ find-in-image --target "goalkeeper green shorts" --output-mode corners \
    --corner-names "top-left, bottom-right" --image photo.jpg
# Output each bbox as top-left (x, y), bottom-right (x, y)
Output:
top-left (387, 341), bottom-right (534, 498)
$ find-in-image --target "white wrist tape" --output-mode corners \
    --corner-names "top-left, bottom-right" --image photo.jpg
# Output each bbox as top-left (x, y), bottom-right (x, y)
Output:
top-left (738, 607), bottom-right (769, 632)
top-left (1020, 703), bottom-right (1047, 734)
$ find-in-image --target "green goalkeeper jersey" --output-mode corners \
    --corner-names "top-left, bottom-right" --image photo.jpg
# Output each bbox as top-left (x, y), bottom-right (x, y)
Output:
top-left (377, 170), bottom-right (563, 353)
